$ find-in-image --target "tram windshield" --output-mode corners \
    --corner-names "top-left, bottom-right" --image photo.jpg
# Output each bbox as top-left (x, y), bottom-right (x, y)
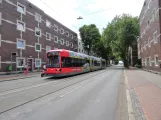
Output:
top-left (46, 52), bottom-right (60, 68)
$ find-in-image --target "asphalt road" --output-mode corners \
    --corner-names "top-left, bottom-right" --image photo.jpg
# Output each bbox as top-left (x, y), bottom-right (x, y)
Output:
top-left (0, 66), bottom-right (123, 120)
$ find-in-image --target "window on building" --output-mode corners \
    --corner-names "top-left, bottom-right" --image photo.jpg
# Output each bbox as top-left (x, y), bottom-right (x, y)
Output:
top-left (35, 28), bottom-right (41, 37)
top-left (155, 55), bottom-right (159, 66)
top-left (46, 32), bottom-right (51, 40)
top-left (0, 56), bottom-right (1, 69)
top-left (147, 20), bottom-right (150, 28)
top-left (145, 58), bottom-right (147, 66)
top-left (74, 36), bottom-right (77, 40)
top-left (17, 2), bottom-right (26, 14)
top-left (60, 39), bottom-right (64, 45)
top-left (35, 13), bottom-right (41, 22)
top-left (153, 31), bottom-right (158, 43)
top-left (74, 45), bottom-right (78, 49)
top-left (54, 24), bottom-right (58, 31)
top-left (17, 39), bottom-right (25, 49)
top-left (142, 58), bottom-right (144, 66)
top-left (152, 9), bottom-right (156, 22)
top-left (148, 1), bottom-right (150, 9)
top-left (70, 43), bottom-right (73, 48)
top-left (35, 59), bottom-right (41, 67)
top-left (46, 20), bottom-right (51, 28)
top-left (54, 36), bottom-right (58, 43)
top-left (0, 12), bottom-right (1, 25)
top-left (17, 21), bottom-right (25, 32)
top-left (46, 46), bottom-right (51, 53)
top-left (60, 28), bottom-right (64, 34)
top-left (66, 41), bottom-right (69, 46)
top-left (65, 31), bottom-right (69, 37)
top-left (16, 58), bottom-right (25, 68)
top-left (70, 34), bottom-right (73, 39)
top-left (148, 38), bottom-right (151, 47)
top-left (149, 56), bottom-right (151, 66)
top-left (35, 43), bottom-right (41, 52)
top-left (144, 41), bottom-right (146, 50)
top-left (147, 57), bottom-right (149, 66)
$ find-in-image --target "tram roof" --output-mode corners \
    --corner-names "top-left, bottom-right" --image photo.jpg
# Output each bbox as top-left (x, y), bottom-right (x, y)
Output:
top-left (48, 49), bottom-right (102, 60)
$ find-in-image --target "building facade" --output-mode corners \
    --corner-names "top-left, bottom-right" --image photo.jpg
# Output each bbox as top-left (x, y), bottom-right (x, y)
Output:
top-left (139, 0), bottom-right (161, 72)
top-left (128, 41), bottom-right (138, 66)
top-left (137, 37), bottom-right (141, 60)
top-left (0, 0), bottom-right (78, 72)
top-left (78, 39), bottom-right (87, 54)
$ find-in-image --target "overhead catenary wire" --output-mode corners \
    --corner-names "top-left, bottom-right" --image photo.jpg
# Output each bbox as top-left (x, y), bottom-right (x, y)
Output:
top-left (83, 8), bottom-right (112, 17)
top-left (36, 0), bottom-right (109, 30)
top-left (38, 0), bottom-right (79, 30)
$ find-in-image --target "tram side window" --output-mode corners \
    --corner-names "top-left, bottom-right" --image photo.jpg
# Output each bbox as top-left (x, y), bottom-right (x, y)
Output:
top-left (102, 61), bottom-right (106, 66)
top-left (71, 58), bottom-right (76, 67)
top-left (62, 57), bottom-right (72, 68)
top-left (71, 58), bottom-right (85, 67)
top-left (94, 60), bottom-right (101, 66)
top-left (62, 57), bottom-right (88, 67)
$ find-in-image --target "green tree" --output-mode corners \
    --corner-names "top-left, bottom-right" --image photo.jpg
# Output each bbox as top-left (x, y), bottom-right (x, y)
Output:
top-left (79, 24), bottom-right (101, 55)
top-left (102, 14), bottom-right (139, 67)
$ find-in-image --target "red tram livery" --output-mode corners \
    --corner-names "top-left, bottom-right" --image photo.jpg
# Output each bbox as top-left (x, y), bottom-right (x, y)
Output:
top-left (43, 49), bottom-right (106, 77)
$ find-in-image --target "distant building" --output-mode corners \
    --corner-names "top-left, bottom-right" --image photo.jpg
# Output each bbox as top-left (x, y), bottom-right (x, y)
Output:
top-left (78, 39), bottom-right (87, 54)
top-left (139, 0), bottom-right (161, 72)
top-left (128, 41), bottom-right (138, 66)
top-left (0, 0), bottom-right (78, 72)
top-left (137, 37), bottom-right (141, 60)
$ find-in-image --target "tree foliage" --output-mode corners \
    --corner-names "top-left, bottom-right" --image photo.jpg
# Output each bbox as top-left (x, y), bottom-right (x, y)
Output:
top-left (79, 24), bottom-right (101, 55)
top-left (79, 24), bottom-right (111, 62)
top-left (102, 14), bottom-right (139, 67)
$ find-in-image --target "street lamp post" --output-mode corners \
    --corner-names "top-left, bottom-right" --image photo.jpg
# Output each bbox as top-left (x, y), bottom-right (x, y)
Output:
top-left (77, 16), bottom-right (83, 20)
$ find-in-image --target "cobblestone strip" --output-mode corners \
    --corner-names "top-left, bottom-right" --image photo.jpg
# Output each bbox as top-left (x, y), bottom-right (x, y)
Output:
top-left (129, 89), bottom-right (147, 120)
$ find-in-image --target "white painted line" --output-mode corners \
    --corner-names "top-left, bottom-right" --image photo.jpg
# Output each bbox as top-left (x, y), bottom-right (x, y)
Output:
top-left (124, 70), bottom-right (135, 120)
top-left (126, 90), bottom-right (135, 120)
top-left (0, 81), bottom-right (57, 96)
top-left (60, 85), bottom-right (82, 98)
top-left (125, 75), bottom-right (129, 87)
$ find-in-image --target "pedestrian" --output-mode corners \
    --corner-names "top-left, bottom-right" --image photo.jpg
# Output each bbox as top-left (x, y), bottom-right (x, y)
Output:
top-left (24, 64), bottom-right (28, 75)
top-left (43, 64), bottom-right (46, 70)
top-left (41, 64), bottom-right (46, 77)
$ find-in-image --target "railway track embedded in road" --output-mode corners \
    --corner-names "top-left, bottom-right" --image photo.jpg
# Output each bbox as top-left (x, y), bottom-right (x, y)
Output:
top-left (0, 69), bottom-right (109, 114)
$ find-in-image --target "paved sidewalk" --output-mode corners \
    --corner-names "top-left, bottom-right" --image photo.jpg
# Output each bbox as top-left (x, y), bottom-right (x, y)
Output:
top-left (0, 72), bottom-right (41, 82)
top-left (125, 68), bottom-right (161, 120)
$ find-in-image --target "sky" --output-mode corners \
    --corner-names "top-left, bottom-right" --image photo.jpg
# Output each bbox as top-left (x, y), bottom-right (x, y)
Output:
top-left (28, 0), bottom-right (145, 37)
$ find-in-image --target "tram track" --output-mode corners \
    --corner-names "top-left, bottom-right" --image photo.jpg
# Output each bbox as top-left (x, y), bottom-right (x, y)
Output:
top-left (0, 69), bottom-right (109, 115)
top-left (0, 69), bottom-right (106, 95)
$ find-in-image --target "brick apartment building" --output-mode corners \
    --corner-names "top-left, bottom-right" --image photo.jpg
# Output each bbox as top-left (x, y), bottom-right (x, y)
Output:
top-left (0, 0), bottom-right (78, 72)
top-left (128, 41), bottom-right (138, 67)
top-left (139, 0), bottom-right (161, 72)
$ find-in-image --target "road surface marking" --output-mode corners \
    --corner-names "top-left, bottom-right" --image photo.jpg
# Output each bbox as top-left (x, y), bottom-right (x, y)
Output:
top-left (0, 81), bottom-right (57, 97)
top-left (60, 85), bottom-right (82, 98)
top-left (124, 70), bottom-right (135, 120)
top-left (126, 90), bottom-right (135, 120)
